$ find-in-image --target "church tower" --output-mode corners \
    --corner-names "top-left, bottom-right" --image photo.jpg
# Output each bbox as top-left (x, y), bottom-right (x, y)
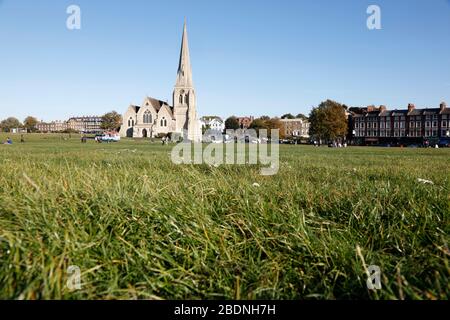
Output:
top-left (173, 21), bottom-right (200, 141)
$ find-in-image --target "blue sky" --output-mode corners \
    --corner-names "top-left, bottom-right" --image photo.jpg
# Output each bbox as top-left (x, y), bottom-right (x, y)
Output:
top-left (0, 0), bottom-right (449, 121)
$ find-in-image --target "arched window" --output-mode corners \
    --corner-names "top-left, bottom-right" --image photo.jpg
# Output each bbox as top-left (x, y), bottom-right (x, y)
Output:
top-left (160, 117), bottom-right (167, 127)
top-left (143, 111), bottom-right (152, 124)
top-left (128, 118), bottom-right (133, 127)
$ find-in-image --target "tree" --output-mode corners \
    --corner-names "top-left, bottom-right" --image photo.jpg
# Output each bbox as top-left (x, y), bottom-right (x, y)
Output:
top-left (281, 113), bottom-right (295, 119)
top-left (0, 117), bottom-right (22, 132)
top-left (23, 116), bottom-right (38, 132)
top-left (225, 116), bottom-right (240, 130)
top-left (248, 118), bottom-right (266, 131)
top-left (309, 100), bottom-right (348, 142)
top-left (101, 111), bottom-right (122, 131)
top-left (248, 117), bottom-right (284, 139)
top-left (296, 113), bottom-right (308, 120)
top-left (264, 118), bottom-right (284, 139)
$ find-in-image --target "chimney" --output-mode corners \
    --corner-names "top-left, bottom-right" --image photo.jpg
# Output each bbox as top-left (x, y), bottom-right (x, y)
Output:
top-left (408, 103), bottom-right (415, 113)
top-left (440, 102), bottom-right (447, 112)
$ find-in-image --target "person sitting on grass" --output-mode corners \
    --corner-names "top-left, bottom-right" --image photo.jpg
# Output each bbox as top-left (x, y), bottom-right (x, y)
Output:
top-left (4, 137), bottom-right (12, 145)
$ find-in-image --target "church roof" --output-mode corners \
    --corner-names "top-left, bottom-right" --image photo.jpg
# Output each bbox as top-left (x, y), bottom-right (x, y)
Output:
top-left (144, 96), bottom-right (173, 112)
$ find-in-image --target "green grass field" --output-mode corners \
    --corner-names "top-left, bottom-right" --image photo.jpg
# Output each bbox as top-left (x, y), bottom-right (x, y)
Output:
top-left (0, 133), bottom-right (449, 300)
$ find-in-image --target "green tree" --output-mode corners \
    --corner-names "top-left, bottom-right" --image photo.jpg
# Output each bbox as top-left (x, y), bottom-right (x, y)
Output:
top-left (309, 100), bottom-right (348, 141)
top-left (225, 116), bottom-right (240, 130)
top-left (296, 113), bottom-right (308, 120)
top-left (0, 117), bottom-right (22, 132)
top-left (23, 116), bottom-right (38, 132)
top-left (281, 113), bottom-right (295, 119)
top-left (101, 111), bottom-right (122, 131)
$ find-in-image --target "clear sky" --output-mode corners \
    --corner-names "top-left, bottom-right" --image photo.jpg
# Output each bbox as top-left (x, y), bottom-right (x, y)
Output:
top-left (0, 0), bottom-right (449, 122)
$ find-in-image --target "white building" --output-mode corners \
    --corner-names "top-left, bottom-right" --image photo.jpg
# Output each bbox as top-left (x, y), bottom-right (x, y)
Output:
top-left (200, 116), bottom-right (225, 133)
top-left (119, 21), bottom-right (201, 142)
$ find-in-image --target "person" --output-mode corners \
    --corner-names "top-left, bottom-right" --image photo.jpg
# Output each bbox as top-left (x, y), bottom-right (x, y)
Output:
top-left (4, 137), bottom-right (12, 145)
top-left (20, 134), bottom-right (25, 143)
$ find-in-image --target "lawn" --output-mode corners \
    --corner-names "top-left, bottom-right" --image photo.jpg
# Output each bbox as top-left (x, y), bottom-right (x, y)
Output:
top-left (0, 133), bottom-right (449, 299)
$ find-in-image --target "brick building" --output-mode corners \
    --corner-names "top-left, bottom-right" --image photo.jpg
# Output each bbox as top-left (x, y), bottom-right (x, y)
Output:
top-left (280, 118), bottom-right (310, 139)
top-left (36, 120), bottom-right (68, 133)
top-left (236, 116), bottom-right (254, 129)
top-left (67, 116), bottom-right (103, 133)
top-left (351, 102), bottom-right (450, 146)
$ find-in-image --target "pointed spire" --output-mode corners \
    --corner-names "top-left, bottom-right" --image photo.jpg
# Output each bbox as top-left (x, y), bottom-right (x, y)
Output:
top-left (175, 20), bottom-right (193, 88)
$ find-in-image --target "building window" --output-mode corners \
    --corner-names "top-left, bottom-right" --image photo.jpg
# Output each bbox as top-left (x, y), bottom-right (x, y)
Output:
top-left (425, 121), bottom-right (431, 128)
top-left (160, 117), bottom-right (167, 127)
top-left (143, 111), bottom-right (152, 124)
top-left (442, 121), bottom-right (447, 127)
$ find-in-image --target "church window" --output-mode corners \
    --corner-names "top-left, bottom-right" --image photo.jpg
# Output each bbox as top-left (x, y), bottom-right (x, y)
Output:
top-left (160, 117), bottom-right (167, 127)
top-left (143, 111), bottom-right (152, 124)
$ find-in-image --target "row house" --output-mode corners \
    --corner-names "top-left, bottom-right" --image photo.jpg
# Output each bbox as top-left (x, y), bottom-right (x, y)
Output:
top-left (352, 102), bottom-right (450, 145)
top-left (280, 118), bottom-right (310, 139)
top-left (67, 116), bottom-right (103, 133)
top-left (36, 120), bottom-right (68, 132)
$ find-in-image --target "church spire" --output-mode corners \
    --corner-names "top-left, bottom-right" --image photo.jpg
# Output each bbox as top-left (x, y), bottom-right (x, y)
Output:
top-left (175, 20), bottom-right (193, 88)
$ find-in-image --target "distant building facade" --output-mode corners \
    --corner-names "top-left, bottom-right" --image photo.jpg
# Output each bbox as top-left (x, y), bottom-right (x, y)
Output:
top-left (351, 102), bottom-right (450, 145)
top-left (36, 116), bottom-right (103, 133)
top-left (280, 118), bottom-right (310, 138)
top-left (236, 116), bottom-right (254, 129)
top-left (200, 116), bottom-right (224, 133)
top-left (68, 116), bottom-right (103, 133)
top-left (36, 120), bottom-right (68, 133)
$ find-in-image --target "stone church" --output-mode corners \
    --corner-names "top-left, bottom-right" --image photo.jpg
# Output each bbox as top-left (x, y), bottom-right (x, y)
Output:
top-left (119, 22), bottom-right (201, 141)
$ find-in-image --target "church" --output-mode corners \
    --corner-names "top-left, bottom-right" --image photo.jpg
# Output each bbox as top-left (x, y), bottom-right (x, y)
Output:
top-left (119, 22), bottom-right (202, 142)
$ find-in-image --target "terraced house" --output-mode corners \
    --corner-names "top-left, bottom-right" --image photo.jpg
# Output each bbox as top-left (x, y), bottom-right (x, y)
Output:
top-left (351, 102), bottom-right (450, 146)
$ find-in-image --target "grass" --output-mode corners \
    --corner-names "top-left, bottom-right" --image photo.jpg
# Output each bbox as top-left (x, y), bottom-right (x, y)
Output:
top-left (0, 133), bottom-right (449, 300)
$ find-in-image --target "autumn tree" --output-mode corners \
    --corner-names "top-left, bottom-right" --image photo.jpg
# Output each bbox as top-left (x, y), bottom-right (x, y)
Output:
top-left (23, 116), bottom-right (38, 132)
top-left (309, 100), bottom-right (348, 142)
top-left (101, 111), bottom-right (122, 131)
